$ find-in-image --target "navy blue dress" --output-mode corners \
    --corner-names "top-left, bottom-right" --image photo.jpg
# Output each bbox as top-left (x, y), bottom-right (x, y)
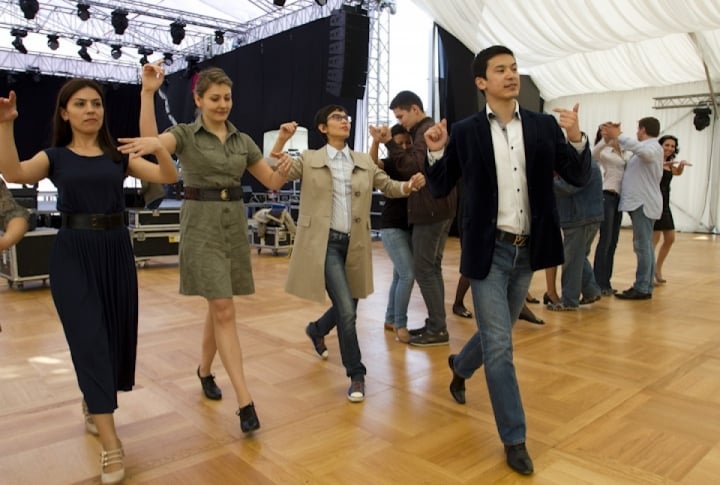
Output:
top-left (46, 147), bottom-right (138, 414)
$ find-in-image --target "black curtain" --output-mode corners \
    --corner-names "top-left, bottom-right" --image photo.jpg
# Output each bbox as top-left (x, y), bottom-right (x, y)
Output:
top-left (436, 25), bottom-right (478, 237)
top-left (0, 73), bottom-right (140, 161)
top-left (160, 17), bottom-right (363, 192)
top-left (436, 25), bottom-right (478, 131)
top-left (2, 16), bottom-right (366, 194)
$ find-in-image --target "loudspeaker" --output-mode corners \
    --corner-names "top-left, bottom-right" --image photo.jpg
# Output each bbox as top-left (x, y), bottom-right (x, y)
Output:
top-left (326, 9), bottom-right (370, 99)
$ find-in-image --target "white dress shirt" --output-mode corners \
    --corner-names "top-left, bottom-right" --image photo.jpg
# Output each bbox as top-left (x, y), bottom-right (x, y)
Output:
top-left (326, 144), bottom-right (354, 234)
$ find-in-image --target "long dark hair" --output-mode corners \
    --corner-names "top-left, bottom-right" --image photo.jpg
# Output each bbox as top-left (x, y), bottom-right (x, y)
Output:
top-left (658, 134), bottom-right (679, 161)
top-left (52, 78), bottom-right (121, 162)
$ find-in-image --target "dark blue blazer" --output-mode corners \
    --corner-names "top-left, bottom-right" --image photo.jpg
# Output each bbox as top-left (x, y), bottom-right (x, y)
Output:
top-left (426, 108), bottom-right (591, 280)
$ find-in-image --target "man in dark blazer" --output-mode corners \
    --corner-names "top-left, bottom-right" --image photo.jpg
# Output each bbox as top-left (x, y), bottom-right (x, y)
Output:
top-left (423, 45), bottom-right (591, 475)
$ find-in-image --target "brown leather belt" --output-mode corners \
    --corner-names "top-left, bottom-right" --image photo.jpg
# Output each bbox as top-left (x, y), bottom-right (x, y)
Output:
top-left (184, 186), bottom-right (244, 201)
top-left (496, 229), bottom-right (529, 247)
top-left (62, 213), bottom-right (126, 230)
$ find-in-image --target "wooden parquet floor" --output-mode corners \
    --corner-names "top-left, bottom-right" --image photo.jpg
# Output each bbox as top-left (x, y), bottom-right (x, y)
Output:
top-left (0, 229), bottom-right (719, 484)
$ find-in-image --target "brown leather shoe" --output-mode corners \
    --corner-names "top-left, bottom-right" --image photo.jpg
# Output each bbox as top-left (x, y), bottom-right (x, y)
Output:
top-left (395, 327), bottom-right (410, 343)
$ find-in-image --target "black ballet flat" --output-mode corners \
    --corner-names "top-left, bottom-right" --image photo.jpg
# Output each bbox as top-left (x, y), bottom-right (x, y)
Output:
top-left (525, 295), bottom-right (540, 304)
top-left (237, 402), bottom-right (260, 433)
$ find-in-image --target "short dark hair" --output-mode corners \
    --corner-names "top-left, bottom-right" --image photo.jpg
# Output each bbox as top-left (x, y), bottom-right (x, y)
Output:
top-left (658, 135), bottom-right (679, 160)
top-left (638, 117), bottom-right (660, 137)
top-left (390, 124), bottom-right (408, 137)
top-left (314, 104), bottom-right (347, 140)
top-left (389, 90), bottom-right (423, 111)
top-left (472, 45), bottom-right (514, 80)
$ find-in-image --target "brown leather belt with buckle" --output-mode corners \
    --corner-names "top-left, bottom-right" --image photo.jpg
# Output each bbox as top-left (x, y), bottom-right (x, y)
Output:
top-left (183, 186), bottom-right (244, 202)
top-left (62, 212), bottom-right (126, 230)
top-left (496, 229), bottom-right (529, 247)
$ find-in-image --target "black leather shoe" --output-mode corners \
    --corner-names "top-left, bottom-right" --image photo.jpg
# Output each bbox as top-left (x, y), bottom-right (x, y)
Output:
top-left (504, 442), bottom-right (534, 475)
top-left (614, 287), bottom-right (652, 300)
top-left (518, 304), bottom-right (544, 325)
top-left (408, 326), bottom-right (426, 336)
top-left (237, 402), bottom-right (260, 433)
top-left (448, 354), bottom-right (466, 404)
top-left (197, 367), bottom-right (222, 400)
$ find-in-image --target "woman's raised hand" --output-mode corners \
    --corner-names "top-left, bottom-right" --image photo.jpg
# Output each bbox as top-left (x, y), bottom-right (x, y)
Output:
top-left (0, 91), bottom-right (19, 123)
top-left (141, 61), bottom-right (166, 92)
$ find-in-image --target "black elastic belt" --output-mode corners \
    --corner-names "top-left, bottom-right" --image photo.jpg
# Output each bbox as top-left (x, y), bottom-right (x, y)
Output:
top-left (62, 213), bottom-right (125, 230)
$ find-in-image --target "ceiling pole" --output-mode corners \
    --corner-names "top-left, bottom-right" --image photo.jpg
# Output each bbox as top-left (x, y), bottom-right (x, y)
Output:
top-left (688, 32), bottom-right (719, 233)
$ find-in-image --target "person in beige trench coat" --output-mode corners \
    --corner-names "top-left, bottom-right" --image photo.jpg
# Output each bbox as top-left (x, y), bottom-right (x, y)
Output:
top-left (272, 104), bottom-right (425, 403)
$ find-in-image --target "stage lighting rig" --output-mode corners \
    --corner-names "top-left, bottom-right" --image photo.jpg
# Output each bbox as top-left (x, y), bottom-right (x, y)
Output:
top-left (77, 38), bottom-right (93, 62)
top-left (170, 21), bottom-right (186, 45)
top-left (693, 106), bottom-right (712, 131)
top-left (77, 3), bottom-right (90, 21)
top-left (110, 44), bottom-right (122, 60)
top-left (138, 46), bottom-right (153, 65)
top-left (47, 34), bottom-right (60, 50)
top-left (19, 0), bottom-right (39, 20)
top-left (111, 9), bottom-right (129, 35)
top-left (11, 29), bottom-right (28, 54)
top-left (214, 30), bottom-right (224, 45)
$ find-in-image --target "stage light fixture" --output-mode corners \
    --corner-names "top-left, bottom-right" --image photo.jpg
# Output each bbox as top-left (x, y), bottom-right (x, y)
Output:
top-left (77, 3), bottom-right (90, 21)
top-left (10, 29), bottom-right (28, 54)
top-left (170, 21), bottom-right (186, 45)
top-left (273, 0), bottom-right (286, 6)
top-left (77, 38), bottom-right (92, 62)
top-left (111, 9), bottom-right (129, 35)
top-left (47, 34), bottom-right (59, 50)
top-left (314, 0), bottom-right (327, 5)
top-left (163, 52), bottom-right (173, 65)
top-left (693, 106), bottom-right (712, 131)
top-left (19, 0), bottom-right (40, 20)
top-left (138, 46), bottom-right (153, 65)
top-left (214, 30), bottom-right (224, 45)
top-left (110, 44), bottom-right (122, 60)
top-left (184, 54), bottom-right (200, 79)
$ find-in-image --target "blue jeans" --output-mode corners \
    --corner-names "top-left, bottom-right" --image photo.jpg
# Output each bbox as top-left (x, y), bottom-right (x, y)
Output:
top-left (561, 223), bottom-right (601, 307)
top-left (593, 191), bottom-right (622, 291)
top-left (452, 240), bottom-right (532, 445)
top-left (381, 227), bottom-right (414, 328)
top-left (314, 231), bottom-right (365, 381)
top-left (629, 207), bottom-right (656, 294)
top-left (412, 218), bottom-right (453, 333)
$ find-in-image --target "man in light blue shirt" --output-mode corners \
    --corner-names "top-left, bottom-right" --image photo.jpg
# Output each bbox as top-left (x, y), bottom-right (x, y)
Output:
top-left (603, 118), bottom-right (663, 299)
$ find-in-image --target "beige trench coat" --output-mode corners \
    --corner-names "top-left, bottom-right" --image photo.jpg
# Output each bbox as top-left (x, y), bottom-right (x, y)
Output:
top-left (285, 146), bottom-right (409, 303)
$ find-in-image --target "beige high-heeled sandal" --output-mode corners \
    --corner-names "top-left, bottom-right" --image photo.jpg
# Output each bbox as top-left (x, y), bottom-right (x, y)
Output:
top-left (82, 400), bottom-right (98, 436)
top-left (100, 446), bottom-right (125, 484)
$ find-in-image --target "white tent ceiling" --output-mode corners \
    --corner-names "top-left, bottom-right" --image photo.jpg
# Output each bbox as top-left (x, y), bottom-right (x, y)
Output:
top-left (411, 0), bottom-right (720, 102)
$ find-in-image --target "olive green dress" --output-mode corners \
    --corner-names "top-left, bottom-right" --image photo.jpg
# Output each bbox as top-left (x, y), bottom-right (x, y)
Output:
top-left (167, 118), bottom-right (263, 298)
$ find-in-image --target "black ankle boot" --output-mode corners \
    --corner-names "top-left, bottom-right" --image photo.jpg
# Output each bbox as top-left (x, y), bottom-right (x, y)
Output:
top-left (197, 367), bottom-right (222, 400)
top-left (237, 402), bottom-right (260, 433)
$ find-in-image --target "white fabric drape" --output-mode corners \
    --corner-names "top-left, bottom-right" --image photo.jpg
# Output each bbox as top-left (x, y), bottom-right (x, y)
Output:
top-left (547, 81), bottom-right (717, 233)
top-left (412, 0), bottom-right (720, 233)
top-left (410, 0), bottom-right (720, 100)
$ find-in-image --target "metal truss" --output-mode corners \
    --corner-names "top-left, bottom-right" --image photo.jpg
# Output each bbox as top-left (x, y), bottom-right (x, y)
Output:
top-left (358, 0), bottom-right (393, 152)
top-left (0, 0), bottom-right (343, 82)
top-left (653, 93), bottom-right (719, 109)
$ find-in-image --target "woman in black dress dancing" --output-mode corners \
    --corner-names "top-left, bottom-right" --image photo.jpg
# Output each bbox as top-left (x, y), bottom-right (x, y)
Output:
top-left (0, 79), bottom-right (177, 484)
top-left (653, 135), bottom-right (691, 284)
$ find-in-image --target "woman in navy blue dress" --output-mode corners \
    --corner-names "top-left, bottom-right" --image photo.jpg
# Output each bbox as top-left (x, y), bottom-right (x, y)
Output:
top-left (0, 79), bottom-right (177, 485)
